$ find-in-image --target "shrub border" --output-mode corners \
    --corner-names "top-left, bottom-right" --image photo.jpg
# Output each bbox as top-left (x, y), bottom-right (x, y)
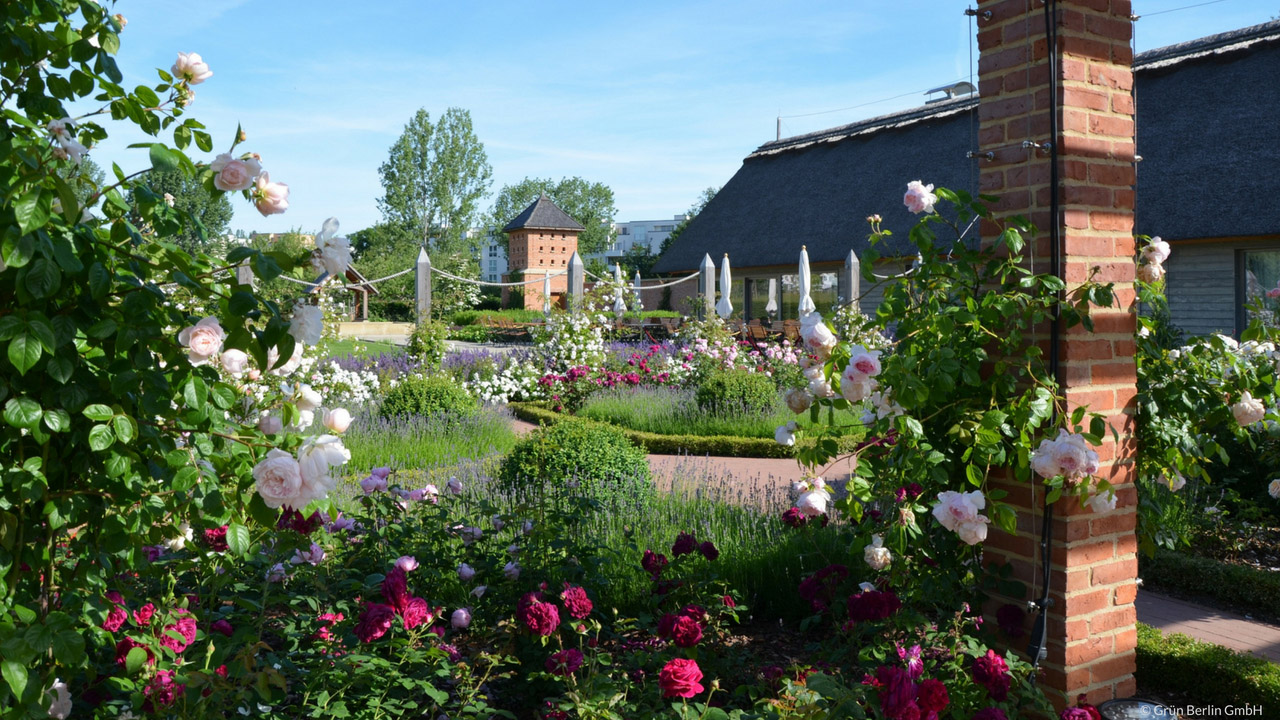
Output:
top-left (1135, 623), bottom-right (1280, 713)
top-left (508, 402), bottom-right (864, 459)
top-left (1139, 549), bottom-right (1280, 625)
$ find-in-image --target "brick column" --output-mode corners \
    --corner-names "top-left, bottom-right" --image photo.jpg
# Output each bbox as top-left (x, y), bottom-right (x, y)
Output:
top-left (976, 0), bottom-right (1138, 709)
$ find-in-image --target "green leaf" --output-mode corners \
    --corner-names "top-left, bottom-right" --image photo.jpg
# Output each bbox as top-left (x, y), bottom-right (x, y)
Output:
top-left (52, 630), bottom-right (85, 665)
top-left (4, 397), bottom-right (42, 430)
top-left (13, 188), bottom-right (49, 235)
top-left (149, 144), bottom-right (180, 173)
top-left (125, 646), bottom-right (148, 675)
top-left (183, 376), bottom-right (208, 409)
top-left (210, 383), bottom-right (236, 410)
top-left (88, 424), bottom-right (116, 451)
top-left (24, 258), bottom-right (61, 298)
top-left (83, 404), bottom-right (114, 421)
top-left (226, 523), bottom-right (250, 556)
top-left (133, 84), bottom-right (159, 107)
top-left (100, 31), bottom-right (120, 54)
top-left (47, 356), bottom-right (73, 384)
top-left (111, 415), bottom-right (136, 444)
top-left (172, 467), bottom-right (199, 492)
top-left (2, 235), bottom-right (35, 269)
top-left (965, 464), bottom-right (984, 488)
top-left (88, 262), bottom-right (110, 298)
top-left (42, 409), bottom-right (70, 433)
top-left (1, 659), bottom-right (27, 701)
top-left (8, 333), bottom-right (42, 375)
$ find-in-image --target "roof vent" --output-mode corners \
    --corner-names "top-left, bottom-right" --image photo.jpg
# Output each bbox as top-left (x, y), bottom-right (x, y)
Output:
top-left (925, 81), bottom-right (977, 103)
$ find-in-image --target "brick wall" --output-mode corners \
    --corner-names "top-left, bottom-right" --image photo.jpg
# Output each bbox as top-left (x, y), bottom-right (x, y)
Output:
top-left (977, 0), bottom-right (1138, 709)
top-left (506, 229), bottom-right (579, 310)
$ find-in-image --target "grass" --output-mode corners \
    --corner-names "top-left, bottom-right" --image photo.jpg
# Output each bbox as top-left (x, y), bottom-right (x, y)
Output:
top-left (323, 338), bottom-right (406, 360)
top-left (577, 385), bottom-right (797, 439)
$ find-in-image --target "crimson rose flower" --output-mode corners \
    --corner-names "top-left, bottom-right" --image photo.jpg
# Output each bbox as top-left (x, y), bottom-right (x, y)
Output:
top-left (545, 648), bottom-right (584, 676)
top-left (915, 678), bottom-right (949, 714)
top-left (698, 541), bottom-right (719, 561)
top-left (382, 566), bottom-right (409, 613)
top-left (160, 611), bottom-right (198, 653)
top-left (561, 585), bottom-right (593, 619)
top-left (671, 532), bottom-right (697, 557)
top-left (641, 549), bottom-right (668, 577)
top-left (520, 600), bottom-right (561, 636)
top-left (203, 526), bottom-right (228, 552)
top-left (971, 649), bottom-right (1011, 701)
top-left (402, 597), bottom-right (433, 630)
top-left (354, 603), bottom-right (396, 643)
top-left (658, 658), bottom-right (704, 698)
top-left (671, 615), bottom-right (703, 648)
top-left (972, 709), bottom-right (1008, 720)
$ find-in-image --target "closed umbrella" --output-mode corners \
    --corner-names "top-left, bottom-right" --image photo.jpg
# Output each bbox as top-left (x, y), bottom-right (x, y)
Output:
top-left (765, 278), bottom-right (778, 319)
top-left (715, 254), bottom-right (733, 319)
top-left (612, 263), bottom-right (627, 316)
top-left (798, 245), bottom-right (816, 317)
top-left (543, 274), bottom-right (552, 315)
top-left (632, 270), bottom-right (644, 312)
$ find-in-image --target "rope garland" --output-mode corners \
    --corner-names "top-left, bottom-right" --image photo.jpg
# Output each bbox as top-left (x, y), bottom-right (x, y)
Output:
top-left (636, 271), bottom-right (700, 290)
top-left (430, 266), bottom-right (567, 288)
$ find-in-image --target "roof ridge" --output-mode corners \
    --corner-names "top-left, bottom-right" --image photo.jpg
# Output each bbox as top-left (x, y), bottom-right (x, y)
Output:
top-left (1135, 18), bottom-right (1280, 69)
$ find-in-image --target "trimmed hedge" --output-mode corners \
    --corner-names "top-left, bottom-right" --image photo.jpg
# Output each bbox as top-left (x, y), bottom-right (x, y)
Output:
top-left (695, 369), bottom-right (779, 416)
top-left (1136, 623), bottom-right (1280, 713)
top-left (1139, 550), bottom-right (1280, 625)
top-left (450, 309), bottom-right (545, 326)
top-left (498, 418), bottom-right (651, 501)
top-left (508, 402), bottom-right (862, 459)
top-left (381, 375), bottom-right (477, 419)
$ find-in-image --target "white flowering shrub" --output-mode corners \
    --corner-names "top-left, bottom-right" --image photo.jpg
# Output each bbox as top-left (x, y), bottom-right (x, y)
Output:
top-left (534, 307), bottom-right (608, 372)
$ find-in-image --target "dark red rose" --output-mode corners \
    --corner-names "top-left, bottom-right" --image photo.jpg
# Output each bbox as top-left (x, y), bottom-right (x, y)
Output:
top-left (846, 589), bottom-right (902, 622)
top-left (722, 595), bottom-right (736, 608)
top-left (641, 549), bottom-right (668, 577)
top-left (971, 650), bottom-right (1011, 701)
top-left (915, 678), bottom-right (949, 714)
top-left (656, 613), bottom-right (678, 638)
top-left (545, 648), bottom-right (584, 676)
top-left (143, 670), bottom-right (185, 711)
top-left (671, 615), bottom-right (703, 648)
top-left (203, 526), bottom-right (228, 552)
top-left (781, 507), bottom-right (807, 528)
top-left (561, 585), bottom-right (593, 620)
top-left (972, 709), bottom-right (1008, 720)
top-left (671, 532), bottom-right (697, 557)
top-left (210, 619), bottom-right (233, 637)
top-left (382, 566), bottom-right (409, 613)
top-left (698, 541), bottom-right (719, 561)
top-left (103, 605), bottom-right (128, 633)
top-left (875, 665), bottom-right (916, 719)
top-left (277, 508), bottom-right (322, 534)
top-left (133, 603), bottom-right (155, 626)
top-left (354, 603), bottom-right (396, 643)
top-left (798, 564), bottom-right (849, 612)
top-left (401, 597), bottom-right (433, 630)
top-left (658, 658), bottom-right (704, 698)
top-left (519, 600), bottom-right (560, 636)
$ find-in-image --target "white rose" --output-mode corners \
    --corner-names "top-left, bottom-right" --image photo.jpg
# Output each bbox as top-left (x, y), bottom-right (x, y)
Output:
top-left (955, 519), bottom-right (989, 545)
top-left (932, 490), bottom-right (985, 532)
top-left (774, 421), bottom-right (797, 447)
top-left (178, 316), bottom-right (225, 366)
top-left (1136, 262), bottom-right (1165, 283)
top-left (164, 522), bottom-right (193, 551)
top-left (172, 51), bottom-right (213, 84)
top-left (1269, 478), bottom-right (1280, 500)
top-left (47, 678), bottom-right (71, 720)
top-left (210, 152), bottom-right (262, 192)
top-left (799, 313), bottom-right (837, 355)
top-left (296, 434), bottom-right (350, 503)
top-left (1085, 488), bottom-right (1117, 514)
top-left (220, 348), bottom-right (249, 376)
top-left (254, 449), bottom-right (305, 509)
top-left (1142, 237), bottom-right (1170, 264)
top-left (503, 562), bottom-right (520, 580)
top-left (268, 344), bottom-right (304, 376)
top-left (1160, 471), bottom-right (1186, 492)
top-left (864, 535), bottom-right (892, 571)
top-left (904, 180), bottom-right (937, 214)
top-left (796, 486), bottom-right (831, 517)
top-left (295, 384), bottom-right (322, 412)
top-left (323, 408), bottom-right (352, 433)
top-left (1232, 392), bottom-right (1266, 426)
top-left (840, 370), bottom-right (876, 404)
top-left (458, 563), bottom-right (476, 582)
top-left (314, 234), bottom-right (352, 278)
top-left (785, 388), bottom-right (812, 414)
top-left (289, 302), bottom-right (324, 346)
top-left (847, 346), bottom-right (882, 377)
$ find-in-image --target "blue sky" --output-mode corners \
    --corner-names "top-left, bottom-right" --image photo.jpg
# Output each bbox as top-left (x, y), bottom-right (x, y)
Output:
top-left (85, 0), bottom-right (1277, 236)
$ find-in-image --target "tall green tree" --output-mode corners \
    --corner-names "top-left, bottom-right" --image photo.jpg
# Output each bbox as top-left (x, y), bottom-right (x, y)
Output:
top-left (128, 167), bottom-right (233, 252)
top-left (659, 186), bottom-right (718, 258)
top-left (56, 155), bottom-right (106, 206)
top-left (486, 176), bottom-right (617, 256)
top-left (377, 107), bottom-right (493, 255)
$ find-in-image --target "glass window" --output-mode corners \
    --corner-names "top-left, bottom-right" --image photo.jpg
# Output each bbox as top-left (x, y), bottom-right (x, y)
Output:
top-left (1242, 250), bottom-right (1280, 331)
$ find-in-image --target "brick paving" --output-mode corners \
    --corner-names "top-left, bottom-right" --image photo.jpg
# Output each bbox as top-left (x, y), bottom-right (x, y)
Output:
top-left (1136, 591), bottom-right (1280, 663)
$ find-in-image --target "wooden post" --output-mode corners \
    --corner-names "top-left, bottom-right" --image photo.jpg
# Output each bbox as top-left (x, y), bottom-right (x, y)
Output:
top-left (840, 249), bottom-right (861, 311)
top-left (699, 253), bottom-right (715, 320)
top-left (567, 251), bottom-right (585, 314)
top-left (415, 246), bottom-right (431, 322)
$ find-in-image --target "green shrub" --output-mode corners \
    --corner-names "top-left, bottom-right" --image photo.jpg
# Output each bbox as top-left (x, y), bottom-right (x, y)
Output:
top-left (1139, 550), bottom-right (1280, 624)
top-left (499, 418), bottom-right (652, 499)
top-left (448, 325), bottom-right (492, 343)
top-left (695, 369), bottom-right (779, 416)
top-left (407, 319), bottom-right (449, 368)
top-left (1136, 623), bottom-right (1280, 713)
top-left (380, 374), bottom-right (477, 419)
top-left (450, 309), bottom-right (544, 326)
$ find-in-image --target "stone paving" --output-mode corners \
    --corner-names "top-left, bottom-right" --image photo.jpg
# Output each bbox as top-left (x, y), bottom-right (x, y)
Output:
top-left (1137, 591), bottom-right (1280, 663)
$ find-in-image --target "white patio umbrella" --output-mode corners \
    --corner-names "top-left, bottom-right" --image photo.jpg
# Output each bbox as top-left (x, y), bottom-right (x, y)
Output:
top-left (632, 270), bottom-right (644, 312)
top-left (612, 263), bottom-right (627, 316)
top-left (715, 253), bottom-right (733, 319)
top-left (798, 245), bottom-right (817, 317)
top-left (543, 274), bottom-right (552, 316)
top-left (765, 278), bottom-right (778, 319)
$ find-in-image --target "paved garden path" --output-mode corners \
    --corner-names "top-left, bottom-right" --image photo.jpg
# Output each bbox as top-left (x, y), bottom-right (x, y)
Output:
top-left (512, 419), bottom-right (1280, 663)
top-left (1137, 591), bottom-right (1280, 663)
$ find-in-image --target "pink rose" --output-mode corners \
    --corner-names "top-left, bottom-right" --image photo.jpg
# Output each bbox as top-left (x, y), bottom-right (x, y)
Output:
top-left (848, 346), bottom-right (882, 377)
top-left (658, 658), bottom-right (705, 698)
top-left (159, 612), bottom-right (197, 653)
top-left (219, 348), bottom-right (249, 376)
top-left (354, 603), bottom-right (395, 643)
top-left (210, 153), bottom-right (262, 192)
top-left (451, 607), bottom-right (472, 629)
top-left (401, 597), bottom-right (433, 630)
top-left (252, 449), bottom-right (304, 509)
top-left (323, 408), bottom-right (353, 433)
top-left (394, 555), bottom-right (418, 572)
top-left (1232, 392), bottom-right (1266, 426)
top-left (1136, 262), bottom-right (1165, 283)
top-left (253, 171), bottom-right (289, 216)
top-left (931, 490), bottom-right (985, 532)
top-left (1142, 237), bottom-right (1170, 264)
top-left (178, 316), bottom-right (225, 366)
top-left (172, 52), bottom-right (212, 84)
top-left (904, 180), bottom-right (937, 214)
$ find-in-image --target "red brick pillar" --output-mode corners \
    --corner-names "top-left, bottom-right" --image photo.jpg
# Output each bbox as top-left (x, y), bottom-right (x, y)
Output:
top-left (976, 0), bottom-right (1138, 709)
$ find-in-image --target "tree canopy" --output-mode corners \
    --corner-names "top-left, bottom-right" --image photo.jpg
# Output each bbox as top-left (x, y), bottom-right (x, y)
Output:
top-left (377, 108), bottom-right (492, 255)
top-left (486, 176), bottom-right (617, 256)
top-left (128, 167), bottom-right (234, 252)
